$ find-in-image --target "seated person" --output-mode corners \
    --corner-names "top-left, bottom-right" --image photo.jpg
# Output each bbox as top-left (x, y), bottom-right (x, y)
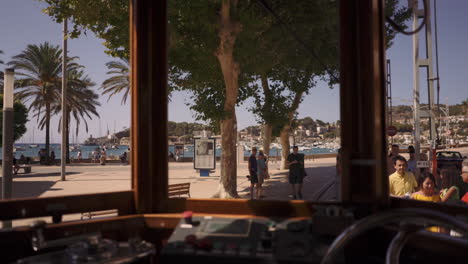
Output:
top-left (13, 157), bottom-right (20, 175)
top-left (19, 154), bottom-right (26, 165)
top-left (120, 152), bottom-right (127, 163)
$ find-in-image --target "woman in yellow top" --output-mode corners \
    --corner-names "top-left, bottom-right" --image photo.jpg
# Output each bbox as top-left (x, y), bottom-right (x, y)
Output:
top-left (411, 172), bottom-right (441, 232)
top-left (411, 172), bottom-right (441, 202)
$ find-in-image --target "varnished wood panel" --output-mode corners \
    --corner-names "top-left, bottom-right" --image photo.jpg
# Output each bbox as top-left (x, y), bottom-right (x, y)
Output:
top-left (0, 191), bottom-right (135, 221)
top-left (130, 0), bottom-right (169, 213)
top-left (166, 198), bottom-right (344, 217)
top-left (339, 0), bottom-right (388, 205)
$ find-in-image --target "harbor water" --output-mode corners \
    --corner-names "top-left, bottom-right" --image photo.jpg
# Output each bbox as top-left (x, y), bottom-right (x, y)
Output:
top-left (5, 143), bottom-right (337, 160)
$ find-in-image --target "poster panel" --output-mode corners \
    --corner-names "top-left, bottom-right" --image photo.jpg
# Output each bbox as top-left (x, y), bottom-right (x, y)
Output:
top-left (194, 138), bottom-right (216, 170)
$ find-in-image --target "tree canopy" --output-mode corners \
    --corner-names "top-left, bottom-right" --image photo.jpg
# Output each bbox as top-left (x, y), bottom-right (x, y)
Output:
top-left (0, 95), bottom-right (29, 145)
top-left (40, 0), bottom-right (129, 59)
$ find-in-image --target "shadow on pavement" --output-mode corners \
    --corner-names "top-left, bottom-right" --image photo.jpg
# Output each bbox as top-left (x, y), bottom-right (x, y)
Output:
top-left (13, 171), bottom-right (81, 178)
top-left (0, 179), bottom-right (57, 199)
top-left (238, 166), bottom-right (338, 201)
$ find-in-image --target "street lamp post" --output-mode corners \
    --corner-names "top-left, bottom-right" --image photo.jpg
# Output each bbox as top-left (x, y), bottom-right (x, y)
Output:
top-left (61, 18), bottom-right (68, 181)
top-left (2, 68), bottom-right (15, 202)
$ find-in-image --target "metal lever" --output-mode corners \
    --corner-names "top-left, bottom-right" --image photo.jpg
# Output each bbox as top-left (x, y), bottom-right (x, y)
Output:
top-left (30, 220), bottom-right (101, 251)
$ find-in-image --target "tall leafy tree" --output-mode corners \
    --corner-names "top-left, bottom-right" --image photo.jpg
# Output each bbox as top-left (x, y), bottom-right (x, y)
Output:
top-left (8, 42), bottom-right (81, 159)
top-left (0, 96), bottom-right (29, 146)
top-left (169, 0), bottom-right (268, 198)
top-left (247, 0), bottom-right (410, 168)
top-left (40, 0), bottom-right (129, 59)
top-left (100, 58), bottom-right (129, 105)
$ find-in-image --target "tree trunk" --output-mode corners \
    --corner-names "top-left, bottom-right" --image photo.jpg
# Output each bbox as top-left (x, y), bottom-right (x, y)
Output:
top-left (260, 74), bottom-right (272, 157)
top-left (212, 0), bottom-right (241, 198)
top-left (45, 103), bottom-right (50, 161)
top-left (263, 124), bottom-right (272, 158)
top-left (66, 111), bottom-right (70, 164)
top-left (280, 125), bottom-right (290, 169)
top-left (280, 91), bottom-right (304, 169)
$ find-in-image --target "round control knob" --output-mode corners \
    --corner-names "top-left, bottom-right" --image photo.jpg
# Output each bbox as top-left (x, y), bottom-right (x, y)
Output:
top-left (182, 211), bottom-right (193, 224)
top-left (197, 238), bottom-right (213, 251)
top-left (184, 234), bottom-right (197, 245)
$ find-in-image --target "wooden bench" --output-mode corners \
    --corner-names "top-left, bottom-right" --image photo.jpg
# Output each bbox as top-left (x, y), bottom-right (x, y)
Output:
top-left (81, 209), bottom-right (118, 220)
top-left (81, 183), bottom-right (191, 219)
top-left (14, 165), bottom-right (31, 174)
top-left (168, 182), bottom-right (191, 198)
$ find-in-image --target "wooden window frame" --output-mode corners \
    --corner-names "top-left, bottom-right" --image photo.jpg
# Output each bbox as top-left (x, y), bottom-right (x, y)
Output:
top-left (1, 0), bottom-right (467, 225)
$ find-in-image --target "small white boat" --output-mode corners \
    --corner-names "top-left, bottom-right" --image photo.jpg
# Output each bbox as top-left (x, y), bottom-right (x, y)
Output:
top-left (13, 146), bottom-right (26, 152)
top-left (29, 144), bottom-right (38, 148)
top-left (70, 145), bottom-right (81, 152)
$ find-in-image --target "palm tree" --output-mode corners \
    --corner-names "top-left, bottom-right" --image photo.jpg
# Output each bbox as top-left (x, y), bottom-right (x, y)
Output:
top-left (7, 42), bottom-right (81, 160)
top-left (54, 69), bottom-right (100, 162)
top-left (100, 58), bottom-right (129, 104)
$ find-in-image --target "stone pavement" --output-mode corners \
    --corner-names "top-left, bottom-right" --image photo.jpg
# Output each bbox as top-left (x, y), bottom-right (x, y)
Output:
top-left (1, 157), bottom-right (339, 228)
top-left (0, 158), bottom-right (339, 201)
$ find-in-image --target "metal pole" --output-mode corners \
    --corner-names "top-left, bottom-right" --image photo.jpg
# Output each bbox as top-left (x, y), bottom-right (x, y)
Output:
top-left (61, 19), bottom-right (68, 181)
top-left (2, 68), bottom-right (15, 228)
top-left (387, 59), bottom-right (393, 143)
top-left (2, 68), bottom-right (15, 200)
top-left (412, 0), bottom-right (421, 178)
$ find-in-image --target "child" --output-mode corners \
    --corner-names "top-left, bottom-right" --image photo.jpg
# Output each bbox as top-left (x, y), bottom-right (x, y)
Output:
top-left (439, 168), bottom-right (460, 203)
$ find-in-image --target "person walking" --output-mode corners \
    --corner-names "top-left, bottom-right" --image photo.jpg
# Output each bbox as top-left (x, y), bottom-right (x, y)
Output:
top-left (77, 150), bottom-right (82, 163)
top-left (248, 147), bottom-right (258, 200)
top-left (287, 146), bottom-right (305, 199)
top-left (100, 148), bottom-right (107, 165)
top-left (50, 150), bottom-right (56, 165)
top-left (256, 150), bottom-right (267, 199)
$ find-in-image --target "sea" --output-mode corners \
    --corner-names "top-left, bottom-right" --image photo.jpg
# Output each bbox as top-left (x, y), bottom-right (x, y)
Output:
top-left (3, 143), bottom-right (337, 159)
top-left (168, 144), bottom-right (337, 158)
top-left (6, 144), bottom-right (129, 159)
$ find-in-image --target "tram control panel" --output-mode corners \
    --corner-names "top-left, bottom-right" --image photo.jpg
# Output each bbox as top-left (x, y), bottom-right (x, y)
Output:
top-left (161, 207), bottom-right (354, 264)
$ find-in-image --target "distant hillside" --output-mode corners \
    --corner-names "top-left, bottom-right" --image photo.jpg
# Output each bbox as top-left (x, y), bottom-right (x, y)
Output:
top-left (391, 99), bottom-right (468, 119)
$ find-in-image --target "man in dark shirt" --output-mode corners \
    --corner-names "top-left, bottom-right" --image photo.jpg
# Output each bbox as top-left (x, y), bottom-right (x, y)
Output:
top-left (248, 147), bottom-right (258, 199)
top-left (287, 146), bottom-right (305, 199)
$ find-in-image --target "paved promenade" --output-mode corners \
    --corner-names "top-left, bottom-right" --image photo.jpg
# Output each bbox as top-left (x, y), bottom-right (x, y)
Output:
top-left (2, 146), bottom-right (466, 227)
top-left (0, 157), bottom-right (339, 201)
top-left (2, 145), bottom-right (467, 201)
top-left (1, 157), bottom-right (339, 228)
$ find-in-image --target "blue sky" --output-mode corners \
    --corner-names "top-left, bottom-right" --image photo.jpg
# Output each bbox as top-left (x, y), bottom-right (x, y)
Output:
top-left (1, 0), bottom-right (467, 143)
